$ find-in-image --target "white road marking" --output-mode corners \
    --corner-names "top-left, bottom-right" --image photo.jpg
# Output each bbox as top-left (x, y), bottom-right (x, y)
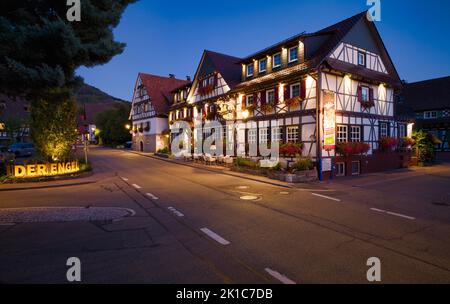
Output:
top-left (200, 228), bottom-right (230, 245)
top-left (132, 184), bottom-right (141, 189)
top-left (121, 177), bottom-right (129, 181)
top-left (265, 268), bottom-right (296, 284)
top-left (386, 211), bottom-right (416, 220)
top-left (370, 208), bottom-right (415, 220)
top-left (146, 193), bottom-right (159, 200)
top-left (279, 192), bottom-right (290, 195)
top-left (168, 207), bottom-right (184, 217)
top-left (236, 186), bottom-right (250, 190)
top-left (311, 193), bottom-right (341, 202)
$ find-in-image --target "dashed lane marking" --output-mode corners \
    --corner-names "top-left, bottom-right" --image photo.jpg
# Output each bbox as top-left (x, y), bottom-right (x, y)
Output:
top-left (265, 268), bottom-right (296, 284)
top-left (200, 228), bottom-right (230, 245)
top-left (311, 193), bottom-right (341, 202)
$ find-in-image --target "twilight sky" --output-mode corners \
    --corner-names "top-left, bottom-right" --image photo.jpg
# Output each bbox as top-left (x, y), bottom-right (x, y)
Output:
top-left (77, 0), bottom-right (450, 101)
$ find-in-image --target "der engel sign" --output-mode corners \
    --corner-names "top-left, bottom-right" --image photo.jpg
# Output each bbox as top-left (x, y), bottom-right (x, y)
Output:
top-left (12, 161), bottom-right (80, 178)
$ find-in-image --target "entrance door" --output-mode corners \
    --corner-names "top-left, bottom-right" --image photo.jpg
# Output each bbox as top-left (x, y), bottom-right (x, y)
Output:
top-left (140, 141), bottom-right (144, 152)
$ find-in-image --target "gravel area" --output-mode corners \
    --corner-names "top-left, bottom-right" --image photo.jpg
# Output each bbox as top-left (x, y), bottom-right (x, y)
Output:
top-left (0, 207), bottom-right (135, 224)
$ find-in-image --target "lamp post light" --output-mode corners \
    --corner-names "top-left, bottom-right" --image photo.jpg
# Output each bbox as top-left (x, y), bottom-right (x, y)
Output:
top-left (125, 124), bottom-right (131, 130)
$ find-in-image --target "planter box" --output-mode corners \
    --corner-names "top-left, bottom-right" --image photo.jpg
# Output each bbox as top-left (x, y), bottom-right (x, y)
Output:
top-left (268, 169), bottom-right (318, 183)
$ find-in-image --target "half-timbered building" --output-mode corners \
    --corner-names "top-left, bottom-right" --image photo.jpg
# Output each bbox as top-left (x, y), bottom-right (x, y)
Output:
top-left (167, 12), bottom-right (410, 179)
top-left (130, 73), bottom-right (189, 152)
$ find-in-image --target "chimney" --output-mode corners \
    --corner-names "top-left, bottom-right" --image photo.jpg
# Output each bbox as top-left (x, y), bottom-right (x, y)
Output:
top-left (186, 76), bottom-right (191, 81)
top-left (169, 74), bottom-right (175, 79)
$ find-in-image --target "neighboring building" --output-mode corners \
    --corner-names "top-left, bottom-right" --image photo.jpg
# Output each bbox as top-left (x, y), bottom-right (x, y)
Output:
top-left (130, 73), bottom-right (189, 152)
top-left (77, 102), bottom-right (126, 143)
top-left (400, 76), bottom-right (450, 155)
top-left (168, 12), bottom-right (409, 179)
top-left (0, 94), bottom-right (31, 144)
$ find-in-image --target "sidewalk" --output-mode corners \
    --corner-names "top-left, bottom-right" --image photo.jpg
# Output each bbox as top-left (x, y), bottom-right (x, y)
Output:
top-left (0, 173), bottom-right (97, 192)
top-left (126, 150), bottom-right (329, 190)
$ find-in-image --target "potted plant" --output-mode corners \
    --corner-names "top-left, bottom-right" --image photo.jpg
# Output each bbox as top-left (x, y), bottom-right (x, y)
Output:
top-left (285, 96), bottom-right (301, 108)
top-left (378, 136), bottom-right (399, 152)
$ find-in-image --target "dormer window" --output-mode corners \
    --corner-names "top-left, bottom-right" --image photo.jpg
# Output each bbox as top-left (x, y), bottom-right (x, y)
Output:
top-left (246, 64), bottom-right (254, 77)
top-left (259, 58), bottom-right (267, 73)
top-left (273, 53), bottom-right (281, 68)
top-left (358, 51), bottom-right (366, 67)
top-left (289, 47), bottom-right (298, 63)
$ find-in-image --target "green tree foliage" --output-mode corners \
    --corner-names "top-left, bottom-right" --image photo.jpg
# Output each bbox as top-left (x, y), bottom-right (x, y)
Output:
top-left (412, 130), bottom-right (437, 164)
top-left (31, 89), bottom-right (78, 161)
top-left (0, 0), bottom-right (137, 97)
top-left (94, 105), bottom-right (131, 146)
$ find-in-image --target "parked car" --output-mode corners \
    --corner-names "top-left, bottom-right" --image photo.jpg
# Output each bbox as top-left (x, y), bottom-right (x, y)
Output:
top-left (124, 141), bottom-right (133, 149)
top-left (0, 145), bottom-right (15, 162)
top-left (9, 143), bottom-right (35, 157)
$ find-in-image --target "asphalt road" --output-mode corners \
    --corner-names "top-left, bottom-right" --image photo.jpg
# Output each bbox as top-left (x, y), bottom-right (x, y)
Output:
top-left (0, 147), bottom-right (449, 283)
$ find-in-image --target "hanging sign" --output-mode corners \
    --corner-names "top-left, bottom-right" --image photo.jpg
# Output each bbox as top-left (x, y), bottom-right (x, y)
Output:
top-left (323, 90), bottom-right (336, 150)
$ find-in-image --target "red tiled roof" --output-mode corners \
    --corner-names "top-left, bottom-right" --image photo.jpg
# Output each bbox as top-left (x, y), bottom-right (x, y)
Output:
top-left (138, 73), bottom-right (189, 115)
top-left (204, 50), bottom-right (242, 89)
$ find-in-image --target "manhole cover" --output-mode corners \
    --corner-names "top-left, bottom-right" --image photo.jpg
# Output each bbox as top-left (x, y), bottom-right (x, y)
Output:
top-left (240, 195), bottom-right (259, 201)
top-left (0, 207), bottom-right (135, 223)
top-left (236, 186), bottom-right (250, 190)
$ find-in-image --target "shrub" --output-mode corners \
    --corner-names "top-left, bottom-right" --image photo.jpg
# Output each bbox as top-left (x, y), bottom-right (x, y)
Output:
top-left (157, 147), bottom-right (170, 154)
top-left (236, 157), bottom-right (259, 169)
top-left (290, 157), bottom-right (315, 172)
top-left (412, 130), bottom-right (436, 164)
top-left (399, 137), bottom-right (415, 148)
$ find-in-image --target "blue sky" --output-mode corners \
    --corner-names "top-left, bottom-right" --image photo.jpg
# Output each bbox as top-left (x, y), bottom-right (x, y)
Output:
top-left (77, 0), bottom-right (450, 101)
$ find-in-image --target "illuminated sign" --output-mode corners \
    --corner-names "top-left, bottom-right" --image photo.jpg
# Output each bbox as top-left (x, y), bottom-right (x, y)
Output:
top-left (13, 161), bottom-right (80, 178)
top-left (323, 90), bottom-right (336, 150)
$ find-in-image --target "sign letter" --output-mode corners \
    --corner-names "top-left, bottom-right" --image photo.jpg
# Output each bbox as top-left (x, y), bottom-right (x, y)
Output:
top-left (66, 257), bottom-right (81, 282)
top-left (367, 0), bottom-right (381, 22)
top-left (366, 257), bottom-right (381, 282)
top-left (67, 0), bottom-right (81, 22)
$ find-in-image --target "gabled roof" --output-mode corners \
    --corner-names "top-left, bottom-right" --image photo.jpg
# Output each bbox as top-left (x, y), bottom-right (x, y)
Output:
top-left (237, 11), bottom-right (401, 88)
top-left (137, 73), bottom-right (189, 115)
top-left (203, 50), bottom-right (242, 89)
top-left (401, 76), bottom-right (450, 112)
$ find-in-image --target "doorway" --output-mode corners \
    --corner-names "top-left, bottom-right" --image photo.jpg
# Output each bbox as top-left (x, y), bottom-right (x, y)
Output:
top-left (140, 141), bottom-right (144, 152)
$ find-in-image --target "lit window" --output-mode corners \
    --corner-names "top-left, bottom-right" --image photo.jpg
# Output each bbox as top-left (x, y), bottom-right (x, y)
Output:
top-left (246, 95), bottom-right (254, 106)
top-left (287, 126), bottom-right (299, 143)
top-left (248, 129), bottom-right (257, 144)
top-left (350, 126), bottom-right (361, 142)
top-left (272, 127), bottom-right (283, 142)
top-left (361, 86), bottom-right (370, 102)
top-left (247, 64), bottom-right (254, 77)
top-left (337, 125), bottom-right (348, 142)
top-left (289, 47), bottom-right (298, 63)
top-left (358, 51), bottom-right (366, 66)
top-left (259, 59), bottom-right (267, 73)
top-left (267, 90), bottom-right (275, 104)
top-left (380, 122), bottom-right (388, 138)
top-left (336, 162), bottom-right (345, 177)
top-left (273, 53), bottom-right (281, 68)
top-left (290, 83), bottom-right (300, 98)
top-left (259, 128), bottom-right (269, 144)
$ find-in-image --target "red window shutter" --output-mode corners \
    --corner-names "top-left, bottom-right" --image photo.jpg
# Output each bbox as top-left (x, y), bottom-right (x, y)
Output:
top-left (204, 104), bottom-right (209, 115)
top-left (300, 80), bottom-right (306, 99)
top-left (357, 86), bottom-right (363, 102)
top-left (284, 85), bottom-right (290, 101)
top-left (261, 91), bottom-right (266, 105)
top-left (253, 93), bottom-right (258, 104)
top-left (369, 88), bottom-right (374, 102)
top-left (242, 95), bottom-right (246, 111)
top-left (274, 87), bottom-right (279, 104)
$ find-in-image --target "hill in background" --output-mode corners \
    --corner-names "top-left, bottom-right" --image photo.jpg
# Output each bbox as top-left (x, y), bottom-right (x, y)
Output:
top-left (75, 83), bottom-right (130, 105)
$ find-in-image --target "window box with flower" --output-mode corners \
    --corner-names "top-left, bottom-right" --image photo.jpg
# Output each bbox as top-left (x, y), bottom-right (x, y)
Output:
top-left (378, 136), bottom-right (399, 152)
top-left (336, 142), bottom-right (370, 157)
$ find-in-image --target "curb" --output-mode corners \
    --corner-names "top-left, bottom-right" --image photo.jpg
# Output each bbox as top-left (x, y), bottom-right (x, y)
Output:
top-left (125, 150), bottom-right (296, 189)
top-left (0, 180), bottom-right (96, 192)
